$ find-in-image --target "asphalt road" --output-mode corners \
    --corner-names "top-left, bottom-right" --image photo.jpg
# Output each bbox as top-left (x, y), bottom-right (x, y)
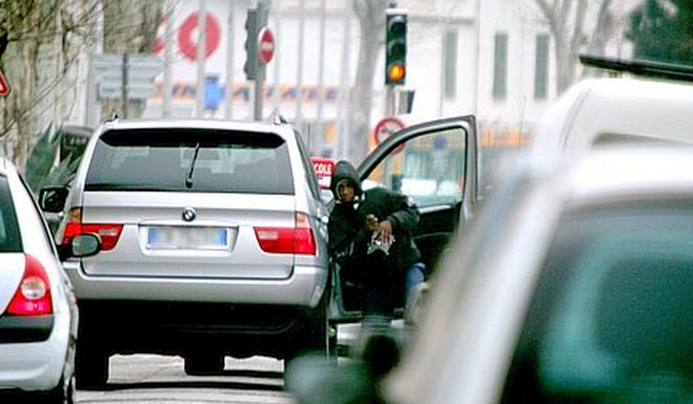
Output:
top-left (74, 323), bottom-right (376, 404)
top-left (76, 354), bottom-right (295, 404)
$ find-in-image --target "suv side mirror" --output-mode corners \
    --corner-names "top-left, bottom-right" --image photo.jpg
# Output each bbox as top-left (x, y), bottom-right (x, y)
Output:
top-left (59, 234), bottom-right (101, 261)
top-left (39, 186), bottom-right (69, 213)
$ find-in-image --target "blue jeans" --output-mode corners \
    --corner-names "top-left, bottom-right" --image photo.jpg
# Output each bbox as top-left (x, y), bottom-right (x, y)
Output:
top-left (405, 263), bottom-right (425, 305)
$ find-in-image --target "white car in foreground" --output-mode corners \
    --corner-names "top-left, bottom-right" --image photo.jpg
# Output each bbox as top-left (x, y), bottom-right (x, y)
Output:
top-left (0, 157), bottom-right (99, 403)
top-left (290, 145), bottom-right (693, 404)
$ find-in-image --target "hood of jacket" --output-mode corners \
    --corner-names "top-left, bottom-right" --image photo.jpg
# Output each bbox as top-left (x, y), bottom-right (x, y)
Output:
top-left (330, 160), bottom-right (362, 201)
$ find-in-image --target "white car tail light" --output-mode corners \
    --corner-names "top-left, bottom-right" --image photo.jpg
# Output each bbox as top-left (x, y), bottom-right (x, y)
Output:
top-left (6, 254), bottom-right (53, 316)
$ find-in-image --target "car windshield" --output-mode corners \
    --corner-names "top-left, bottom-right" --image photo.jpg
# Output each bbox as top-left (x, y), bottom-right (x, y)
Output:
top-left (502, 201), bottom-right (693, 403)
top-left (0, 176), bottom-right (22, 252)
top-left (85, 128), bottom-right (294, 194)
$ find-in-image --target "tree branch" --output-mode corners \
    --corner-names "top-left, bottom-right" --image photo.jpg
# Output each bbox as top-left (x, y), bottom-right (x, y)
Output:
top-left (570, 0), bottom-right (588, 50)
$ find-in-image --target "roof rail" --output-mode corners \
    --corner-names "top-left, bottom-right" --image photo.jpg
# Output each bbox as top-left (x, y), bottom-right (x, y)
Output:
top-left (106, 111), bottom-right (121, 123)
top-left (580, 54), bottom-right (693, 82)
top-left (273, 114), bottom-right (289, 125)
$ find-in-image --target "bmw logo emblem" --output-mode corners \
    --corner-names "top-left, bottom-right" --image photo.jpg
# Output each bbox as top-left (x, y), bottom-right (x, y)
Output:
top-left (182, 207), bottom-right (197, 222)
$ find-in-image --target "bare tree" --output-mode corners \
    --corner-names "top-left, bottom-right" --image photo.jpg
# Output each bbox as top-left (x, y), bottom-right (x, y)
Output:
top-left (532, 0), bottom-right (615, 94)
top-left (0, 0), bottom-right (164, 169)
top-left (0, 0), bottom-right (65, 168)
top-left (347, 0), bottom-right (389, 163)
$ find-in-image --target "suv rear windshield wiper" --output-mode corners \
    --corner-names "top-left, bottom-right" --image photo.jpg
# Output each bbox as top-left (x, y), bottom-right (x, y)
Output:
top-left (185, 143), bottom-right (201, 189)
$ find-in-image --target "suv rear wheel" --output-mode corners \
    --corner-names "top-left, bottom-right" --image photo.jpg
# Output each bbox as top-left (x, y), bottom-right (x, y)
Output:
top-left (75, 345), bottom-right (108, 389)
top-left (184, 353), bottom-right (225, 376)
top-left (284, 288), bottom-right (333, 386)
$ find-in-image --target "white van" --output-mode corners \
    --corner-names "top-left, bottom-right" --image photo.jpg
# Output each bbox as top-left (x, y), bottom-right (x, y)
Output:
top-left (530, 77), bottom-right (693, 154)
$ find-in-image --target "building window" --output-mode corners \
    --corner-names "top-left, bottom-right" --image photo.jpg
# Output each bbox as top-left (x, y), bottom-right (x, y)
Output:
top-left (493, 32), bottom-right (508, 99)
top-left (443, 31), bottom-right (458, 99)
top-left (535, 34), bottom-right (550, 99)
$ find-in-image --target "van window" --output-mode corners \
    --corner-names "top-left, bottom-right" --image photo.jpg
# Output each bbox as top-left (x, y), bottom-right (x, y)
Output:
top-left (85, 129), bottom-right (294, 194)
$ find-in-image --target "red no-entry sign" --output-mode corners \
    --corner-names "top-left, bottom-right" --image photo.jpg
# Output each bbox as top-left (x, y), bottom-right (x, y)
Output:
top-left (0, 68), bottom-right (9, 96)
top-left (258, 27), bottom-right (275, 64)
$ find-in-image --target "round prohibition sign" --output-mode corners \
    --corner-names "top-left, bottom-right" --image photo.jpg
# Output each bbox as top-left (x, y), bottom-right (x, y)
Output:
top-left (178, 12), bottom-right (221, 61)
top-left (374, 117), bottom-right (406, 153)
top-left (258, 27), bottom-right (275, 64)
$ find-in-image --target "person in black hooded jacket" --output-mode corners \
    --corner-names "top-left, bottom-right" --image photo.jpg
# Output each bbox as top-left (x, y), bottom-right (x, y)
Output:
top-left (328, 160), bottom-right (422, 320)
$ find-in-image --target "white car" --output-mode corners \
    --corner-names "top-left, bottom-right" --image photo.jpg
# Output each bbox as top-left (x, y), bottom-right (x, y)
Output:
top-left (0, 157), bottom-right (99, 403)
top-left (290, 145), bottom-right (693, 404)
top-left (530, 76), bottom-right (693, 153)
top-left (385, 146), bottom-right (693, 403)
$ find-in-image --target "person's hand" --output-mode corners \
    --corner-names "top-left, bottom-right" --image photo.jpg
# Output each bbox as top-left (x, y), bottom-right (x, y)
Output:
top-left (378, 219), bottom-right (392, 242)
top-left (365, 214), bottom-right (379, 232)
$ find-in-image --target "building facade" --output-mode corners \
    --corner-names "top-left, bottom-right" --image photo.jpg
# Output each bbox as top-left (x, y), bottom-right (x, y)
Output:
top-left (79, 0), bottom-right (641, 159)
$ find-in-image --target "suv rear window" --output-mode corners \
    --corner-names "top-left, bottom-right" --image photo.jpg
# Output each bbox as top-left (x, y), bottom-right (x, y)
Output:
top-left (0, 176), bottom-right (22, 252)
top-left (85, 128), bottom-right (294, 194)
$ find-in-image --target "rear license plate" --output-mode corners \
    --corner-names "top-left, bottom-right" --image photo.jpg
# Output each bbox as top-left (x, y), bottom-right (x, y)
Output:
top-left (147, 226), bottom-right (229, 250)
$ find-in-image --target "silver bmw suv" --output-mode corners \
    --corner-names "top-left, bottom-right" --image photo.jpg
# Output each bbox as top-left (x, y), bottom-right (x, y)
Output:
top-left (48, 118), bottom-right (330, 387)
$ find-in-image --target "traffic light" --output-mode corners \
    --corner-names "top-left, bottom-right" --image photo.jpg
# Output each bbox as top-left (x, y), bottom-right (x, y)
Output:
top-left (244, 9), bottom-right (259, 80)
top-left (385, 9), bottom-right (408, 86)
top-left (244, 6), bottom-right (269, 81)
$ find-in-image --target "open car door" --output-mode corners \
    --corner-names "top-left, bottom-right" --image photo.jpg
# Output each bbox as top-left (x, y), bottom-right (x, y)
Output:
top-left (330, 115), bottom-right (478, 323)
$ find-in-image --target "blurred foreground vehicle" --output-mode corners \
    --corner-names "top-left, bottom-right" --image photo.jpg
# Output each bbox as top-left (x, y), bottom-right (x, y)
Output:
top-left (40, 118), bottom-right (332, 387)
top-left (291, 145), bottom-right (693, 404)
top-left (531, 56), bottom-right (693, 154)
top-left (0, 157), bottom-right (99, 403)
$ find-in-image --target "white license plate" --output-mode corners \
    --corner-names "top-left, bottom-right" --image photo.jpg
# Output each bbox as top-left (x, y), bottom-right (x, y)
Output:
top-left (147, 226), bottom-right (229, 250)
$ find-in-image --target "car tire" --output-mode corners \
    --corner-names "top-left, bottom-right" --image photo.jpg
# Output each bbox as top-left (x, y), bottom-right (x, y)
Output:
top-left (44, 373), bottom-right (76, 404)
top-left (305, 286), bottom-right (332, 357)
top-left (75, 345), bottom-right (108, 389)
top-left (284, 288), bottom-right (333, 388)
top-left (184, 353), bottom-right (225, 376)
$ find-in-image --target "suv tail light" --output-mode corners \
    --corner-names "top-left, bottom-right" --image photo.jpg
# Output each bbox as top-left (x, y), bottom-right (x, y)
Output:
top-left (62, 207), bottom-right (123, 251)
top-left (6, 255), bottom-right (53, 316)
top-left (254, 212), bottom-right (317, 255)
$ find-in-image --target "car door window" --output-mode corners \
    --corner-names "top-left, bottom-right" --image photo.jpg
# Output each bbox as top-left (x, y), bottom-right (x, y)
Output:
top-left (364, 128), bottom-right (466, 209)
top-left (0, 176), bottom-right (22, 252)
top-left (502, 205), bottom-right (693, 403)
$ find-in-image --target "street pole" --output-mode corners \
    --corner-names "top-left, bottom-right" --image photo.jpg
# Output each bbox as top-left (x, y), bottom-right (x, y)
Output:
top-left (386, 86), bottom-right (395, 117)
top-left (163, 0), bottom-right (174, 118)
top-left (225, 7), bottom-right (235, 120)
top-left (337, 1), bottom-right (352, 160)
top-left (294, 0), bottom-right (306, 129)
top-left (86, 54), bottom-right (97, 126)
top-left (195, 0), bottom-right (207, 118)
top-left (316, 0), bottom-right (326, 122)
top-left (122, 53), bottom-right (129, 118)
top-left (472, 0), bottom-right (481, 114)
top-left (253, 1), bottom-right (268, 121)
top-left (271, 0), bottom-right (282, 113)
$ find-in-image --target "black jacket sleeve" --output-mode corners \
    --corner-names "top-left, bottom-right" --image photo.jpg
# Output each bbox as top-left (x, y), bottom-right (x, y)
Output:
top-left (328, 207), bottom-right (370, 268)
top-left (384, 191), bottom-right (420, 234)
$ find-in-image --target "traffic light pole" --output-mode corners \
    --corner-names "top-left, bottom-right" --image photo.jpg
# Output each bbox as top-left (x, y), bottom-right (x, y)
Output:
top-left (245, 2), bottom-right (269, 121)
top-left (386, 86), bottom-right (395, 116)
top-left (253, 2), bottom-right (267, 120)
